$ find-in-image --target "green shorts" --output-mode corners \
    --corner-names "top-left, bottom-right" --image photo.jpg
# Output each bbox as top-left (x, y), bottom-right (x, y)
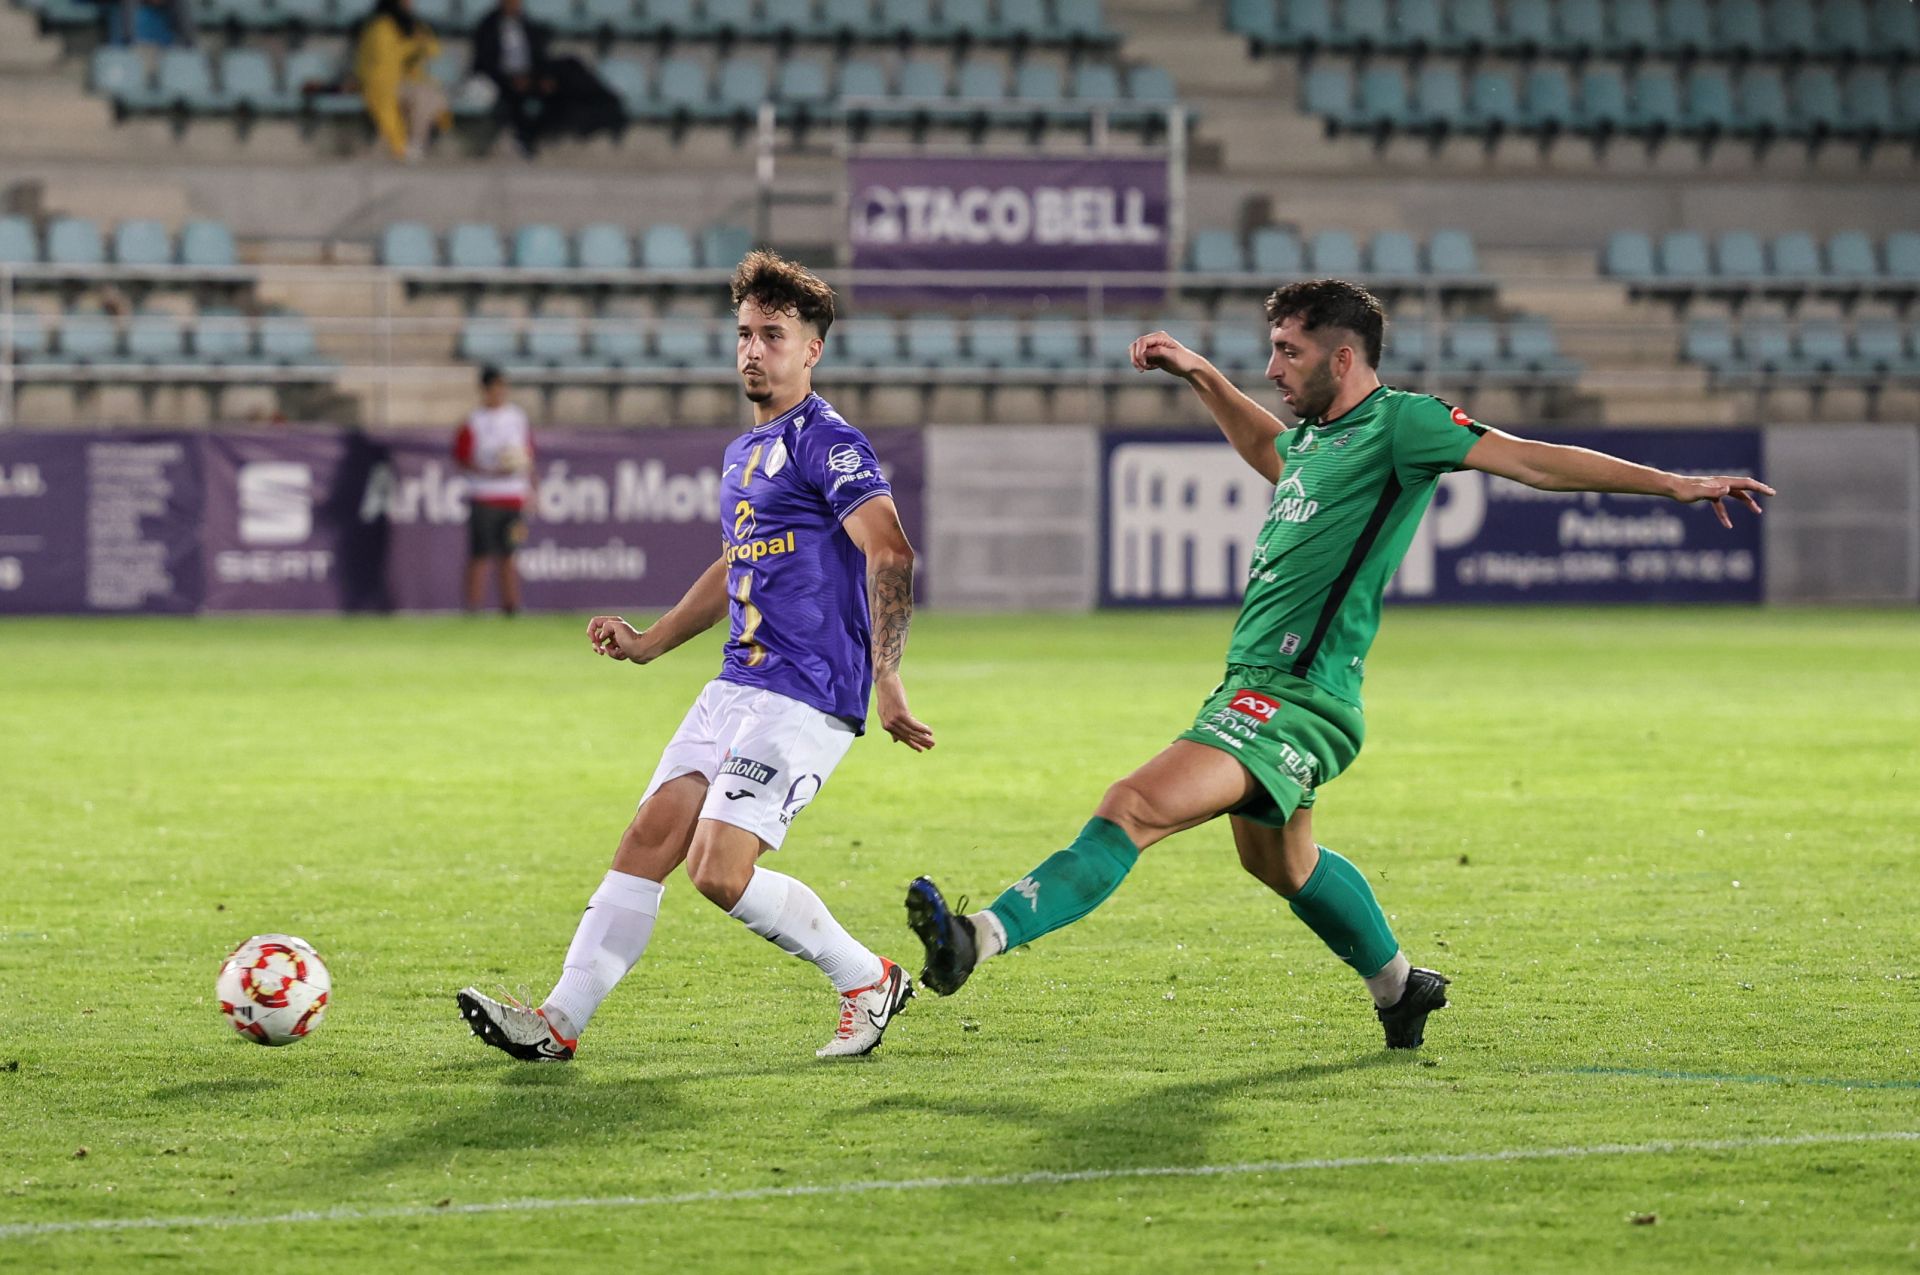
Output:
top-left (1178, 665), bottom-right (1365, 828)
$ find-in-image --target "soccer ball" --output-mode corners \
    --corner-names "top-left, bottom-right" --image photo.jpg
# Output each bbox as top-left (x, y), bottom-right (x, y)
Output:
top-left (216, 934), bottom-right (331, 1047)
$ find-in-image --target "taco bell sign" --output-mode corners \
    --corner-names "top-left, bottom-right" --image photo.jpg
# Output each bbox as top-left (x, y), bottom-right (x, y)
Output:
top-left (848, 154), bottom-right (1170, 302)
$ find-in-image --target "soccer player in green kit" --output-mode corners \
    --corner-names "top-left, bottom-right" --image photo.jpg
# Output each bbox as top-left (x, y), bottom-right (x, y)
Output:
top-left (906, 279), bottom-right (1773, 1048)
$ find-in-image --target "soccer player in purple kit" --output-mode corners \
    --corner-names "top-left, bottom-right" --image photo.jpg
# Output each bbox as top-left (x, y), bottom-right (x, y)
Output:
top-left (458, 251), bottom-right (933, 1061)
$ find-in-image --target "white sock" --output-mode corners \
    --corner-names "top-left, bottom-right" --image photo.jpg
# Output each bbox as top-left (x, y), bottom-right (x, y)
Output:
top-left (727, 867), bottom-right (884, 994)
top-left (968, 909), bottom-right (1007, 961)
top-left (1364, 951), bottom-right (1411, 1008)
top-left (541, 870), bottom-right (664, 1037)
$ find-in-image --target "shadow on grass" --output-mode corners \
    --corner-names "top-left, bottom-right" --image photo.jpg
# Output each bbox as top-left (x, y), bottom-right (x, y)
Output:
top-left (148, 1077), bottom-right (283, 1104)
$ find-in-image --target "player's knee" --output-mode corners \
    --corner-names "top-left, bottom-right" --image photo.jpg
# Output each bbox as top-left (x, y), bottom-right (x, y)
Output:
top-left (686, 850), bottom-right (749, 910)
top-left (1095, 778), bottom-right (1162, 842)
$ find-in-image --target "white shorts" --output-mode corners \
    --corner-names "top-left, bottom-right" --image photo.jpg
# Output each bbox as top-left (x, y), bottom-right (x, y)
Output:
top-left (639, 680), bottom-right (857, 850)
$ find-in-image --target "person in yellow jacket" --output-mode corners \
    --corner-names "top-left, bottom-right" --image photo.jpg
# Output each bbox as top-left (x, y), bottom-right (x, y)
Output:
top-left (356, 0), bottom-right (451, 161)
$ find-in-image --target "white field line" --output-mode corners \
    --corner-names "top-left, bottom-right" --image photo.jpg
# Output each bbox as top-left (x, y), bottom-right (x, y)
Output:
top-left (2, 1128), bottom-right (1914, 1241)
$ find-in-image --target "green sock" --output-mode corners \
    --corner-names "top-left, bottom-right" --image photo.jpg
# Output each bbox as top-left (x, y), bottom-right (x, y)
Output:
top-left (988, 817), bottom-right (1141, 949)
top-left (1287, 846), bottom-right (1399, 978)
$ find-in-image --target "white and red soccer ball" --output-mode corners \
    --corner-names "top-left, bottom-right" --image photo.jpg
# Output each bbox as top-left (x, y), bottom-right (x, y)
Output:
top-left (217, 934), bottom-right (331, 1046)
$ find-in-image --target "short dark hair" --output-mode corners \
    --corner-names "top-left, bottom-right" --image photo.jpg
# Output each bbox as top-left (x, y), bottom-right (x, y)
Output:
top-left (730, 248), bottom-right (835, 339)
top-left (1263, 278), bottom-right (1386, 368)
top-left (479, 364), bottom-right (505, 388)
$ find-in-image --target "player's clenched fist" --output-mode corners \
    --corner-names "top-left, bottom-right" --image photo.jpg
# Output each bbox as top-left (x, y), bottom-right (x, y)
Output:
top-left (1130, 330), bottom-right (1209, 379)
top-left (586, 614), bottom-right (648, 662)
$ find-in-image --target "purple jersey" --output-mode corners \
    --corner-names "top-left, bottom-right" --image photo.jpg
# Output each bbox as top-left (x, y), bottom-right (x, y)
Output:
top-left (715, 393), bottom-right (891, 732)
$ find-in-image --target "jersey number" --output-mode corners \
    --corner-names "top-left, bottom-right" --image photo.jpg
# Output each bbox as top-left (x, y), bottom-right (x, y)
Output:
top-left (731, 570), bottom-right (767, 667)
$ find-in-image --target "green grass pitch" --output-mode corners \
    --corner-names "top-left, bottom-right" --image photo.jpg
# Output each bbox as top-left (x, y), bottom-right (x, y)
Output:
top-left (2, 608), bottom-right (1916, 1272)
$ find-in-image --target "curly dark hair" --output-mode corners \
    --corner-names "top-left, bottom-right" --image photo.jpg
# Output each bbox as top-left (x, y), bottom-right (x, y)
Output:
top-left (1263, 278), bottom-right (1386, 368)
top-left (729, 248), bottom-right (835, 339)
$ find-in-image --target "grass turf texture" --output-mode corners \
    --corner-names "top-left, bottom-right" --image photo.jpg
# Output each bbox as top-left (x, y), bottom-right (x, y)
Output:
top-left (1, 609), bottom-right (1916, 1272)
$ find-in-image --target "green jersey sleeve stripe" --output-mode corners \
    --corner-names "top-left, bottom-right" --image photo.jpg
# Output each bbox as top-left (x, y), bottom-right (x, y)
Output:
top-left (1289, 474), bottom-right (1403, 680)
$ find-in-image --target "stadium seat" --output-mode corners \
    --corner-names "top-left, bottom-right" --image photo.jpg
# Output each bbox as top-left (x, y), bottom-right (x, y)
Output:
top-left (1270, 0), bottom-right (1334, 53)
top-left (1352, 65), bottom-right (1410, 133)
top-left (381, 221), bottom-right (438, 268)
top-left (1791, 67), bottom-right (1846, 137)
top-left (1716, 0), bottom-right (1766, 58)
top-left (512, 224), bottom-right (569, 271)
top-left (1189, 229), bottom-right (1245, 274)
top-left (58, 311), bottom-right (118, 363)
top-left (933, 0), bottom-right (989, 41)
top-left (113, 220), bottom-right (172, 267)
top-left (180, 220), bottom-right (236, 269)
top-left (125, 310), bottom-right (184, 363)
top-left (1365, 230), bottom-right (1420, 278)
top-left (905, 317), bottom-right (961, 368)
top-left (1502, 0), bottom-right (1555, 55)
top-left (4, 310), bottom-right (49, 361)
top-left (1769, 232), bottom-right (1822, 282)
top-left (1522, 66), bottom-right (1577, 132)
top-left (575, 223), bottom-right (632, 271)
top-left (1886, 232), bottom-right (1920, 282)
top-left (1301, 64), bottom-right (1354, 126)
top-left (259, 314), bottom-right (319, 364)
top-left (712, 57), bottom-right (770, 119)
top-left (1410, 64), bottom-right (1465, 133)
top-left (1680, 67), bottom-right (1736, 136)
top-left (994, 0), bottom-right (1048, 41)
top-left (1715, 231), bottom-right (1768, 283)
top-left (1308, 229), bottom-right (1361, 274)
top-left (1013, 62), bottom-right (1065, 115)
top-left (808, 0), bottom-right (872, 40)
top-left (1442, 316), bottom-right (1501, 371)
top-left (654, 57), bottom-right (710, 115)
top-left (1851, 317), bottom-right (1910, 374)
top-left (448, 223), bottom-right (506, 270)
top-left (777, 58), bottom-right (833, 119)
top-left (283, 48), bottom-right (346, 108)
top-left (1741, 318), bottom-right (1794, 373)
top-left (1837, 69), bottom-right (1893, 139)
top-left (1055, 0), bottom-right (1113, 43)
top-left (1735, 68), bottom-right (1792, 137)
top-left (1768, 0), bottom-right (1820, 59)
top-left (1125, 66), bottom-right (1177, 110)
top-left (1895, 68), bottom-right (1920, 132)
top-left (1427, 229), bottom-right (1479, 277)
top-left (192, 308), bottom-right (250, 364)
top-left (699, 0), bottom-right (754, 38)
top-left (0, 216), bottom-right (36, 264)
top-left (700, 225), bottom-right (751, 269)
top-left (1827, 232), bottom-right (1879, 283)
top-left (1577, 65), bottom-right (1630, 133)
top-left (1881, 0), bottom-right (1920, 57)
top-left (1392, 0), bottom-right (1442, 52)
top-left (1682, 317), bottom-right (1738, 374)
top-left (1250, 226), bottom-right (1303, 275)
top-left (1605, 0), bottom-right (1659, 57)
top-left (598, 58), bottom-right (649, 116)
top-left (891, 57), bottom-right (950, 115)
top-left (837, 317), bottom-right (899, 367)
top-left (220, 48), bottom-right (286, 112)
top-left (1026, 317), bottom-right (1084, 367)
top-left (966, 316), bottom-right (1023, 368)
top-left (579, 0), bottom-right (638, 34)
top-left (1506, 315), bottom-right (1576, 375)
top-left (47, 217), bottom-right (104, 267)
top-left (524, 316), bottom-right (584, 367)
top-left (1463, 69), bottom-right (1520, 134)
top-left (1439, 0), bottom-right (1498, 52)
top-left (954, 58), bottom-right (1009, 103)
top-left (1795, 319), bottom-right (1848, 373)
top-left (90, 46), bottom-right (150, 109)
top-left (652, 324), bottom-right (716, 367)
top-left (1658, 231), bottom-right (1712, 282)
top-left (459, 316), bottom-right (518, 364)
top-left (1381, 318), bottom-right (1430, 376)
top-left (1602, 230), bottom-right (1656, 280)
top-left (1552, 0), bottom-right (1605, 56)
top-left (1207, 323), bottom-right (1269, 373)
top-left (1626, 67), bottom-right (1681, 137)
top-left (588, 321), bottom-right (645, 368)
top-left (153, 48), bottom-right (218, 112)
top-left (524, 0), bottom-right (581, 34)
top-left (839, 60), bottom-right (890, 107)
top-left (641, 224), bottom-right (696, 270)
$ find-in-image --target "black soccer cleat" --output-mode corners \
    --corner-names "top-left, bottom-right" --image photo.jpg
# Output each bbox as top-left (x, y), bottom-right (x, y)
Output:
top-left (1377, 967), bottom-right (1450, 1050)
top-left (904, 876), bottom-right (979, 997)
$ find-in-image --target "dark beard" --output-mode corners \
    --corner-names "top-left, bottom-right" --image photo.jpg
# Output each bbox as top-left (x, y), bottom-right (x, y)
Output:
top-left (741, 383), bottom-right (773, 403)
top-left (1294, 363), bottom-right (1339, 418)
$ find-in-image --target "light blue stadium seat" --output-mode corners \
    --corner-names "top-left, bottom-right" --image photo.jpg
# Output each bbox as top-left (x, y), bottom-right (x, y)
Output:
top-left (153, 48), bottom-right (217, 112)
top-left (1683, 318), bottom-right (1737, 374)
top-left (1740, 318), bottom-right (1793, 373)
top-left (193, 308), bottom-right (250, 364)
top-left (1442, 316), bottom-right (1501, 371)
top-left (1013, 62), bottom-right (1064, 112)
top-left (1886, 232), bottom-right (1920, 281)
top-left (408, 0), bottom-right (460, 26)
top-left (955, 58), bottom-right (1007, 102)
top-left (892, 57), bottom-right (949, 113)
top-left (1767, 0), bottom-right (1819, 58)
top-left (459, 317), bottom-right (518, 365)
top-left (653, 325), bottom-right (716, 367)
top-left (1602, 230), bottom-right (1655, 279)
top-left (1222, 0), bottom-right (1270, 38)
top-left (1715, 231), bottom-right (1767, 282)
top-left (1464, 69), bottom-right (1520, 133)
top-left (1822, 0), bottom-right (1875, 58)
top-left (113, 220), bottom-right (172, 267)
top-left (1795, 319), bottom-right (1848, 372)
top-left (1827, 231), bottom-right (1879, 282)
top-left (1393, 0), bottom-right (1442, 52)
top-left (905, 317), bottom-right (961, 367)
top-left (1880, 0), bottom-right (1920, 56)
top-left (381, 222), bottom-right (438, 268)
top-left (1189, 229), bottom-right (1245, 274)
top-left (513, 223), bottom-right (570, 270)
top-left (90, 47), bottom-right (150, 109)
top-left (1838, 68), bottom-right (1893, 137)
top-left (712, 56), bottom-right (768, 118)
top-left (282, 48), bottom-right (344, 106)
top-left (220, 48), bottom-right (285, 111)
top-left (1090, 318), bottom-right (1144, 367)
top-left (1026, 318), bottom-right (1084, 367)
top-left (1606, 0), bottom-right (1658, 56)
top-left (967, 316), bottom-right (1023, 368)
top-left (870, 0), bottom-right (931, 39)
top-left (778, 58), bottom-right (832, 116)
top-left (699, 0), bottom-right (755, 37)
top-left (47, 217), bottom-right (104, 267)
top-left (333, 0), bottom-right (377, 25)
top-left (1332, 0), bottom-right (1385, 51)
top-left (588, 321), bottom-right (645, 368)
top-left (1626, 66), bottom-right (1680, 135)
top-left (1056, 0), bottom-right (1112, 42)
top-left (1207, 323), bottom-right (1269, 373)
top-left (1553, 0), bottom-right (1605, 55)
top-left (1308, 228), bottom-right (1361, 274)
top-left (598, 57), bottom-right (650, 115)
top-left (1506, 315), bottom-right (1575, 374)
top-left (1791, 67), bottom-right (1845, 135)
top-left (1660, 0), bottom-right (1713, 55)
top-left (525, 317), bottom-right (584, 366)
top-left (448, 223), bottom-right (506, 270)
top-left (261, 314), bottom-right (321, 363)
top-left (641, 224), bottom-right (697, 270)
top-left (276, 0), bottom-right (331, 26)
top-left (1352, 64), bottom-right (1409, 131)
top-left (701, 225), bottom-right (751, 268)
top-left (1851, 318), bottom-right (1909, 373)
top-left (1681, 67), bottom-right (1736, 134)
top-left (1440, 0), bottom-right (1497, 51)
top-left (1769, 232), bottom-right (1822, 280)
top-left (1427, 229), bottom-right (1479, 277)
top-left (59, 312), bottom-right (118, 363)
top-left (1658, 231), bottom-right (1712, 280)
top-left (1502, 0), bottom-right (1554, 53)
top-left (1366, 230), bottom-right (1420, 277)
top-left (1578, 65), bottom-right (1630, 131)
top-left (809, 0), bottom-right (872, 39)
top-left (1380, 318), bottom-right (1429, 376)
top-left (1716, 0), bottom-right (1766, 57)
top-left (576, 223), bottom-right (632, 271)
top-left (934, 0), bottom-right (989, 41)
top-left (1250, 226), bottom-right (1303, 275)
top-left (125, 311), bottom-right (184, 363)
top-left (654, 57), bottom-right (710, 114)
top-left (839, 60), bottom-right (890, 106)
top-left (5, 311), bottom-right (49, 361)
top-left (1410, 63), bottom-right (1464, 132)
top-left (1270, 0), bottom-right (1333, 51)
top-left (1122, 65), bottom-right (1177, 115)
top-left (1301, 63), bottom-right (1353, 124)
top-left (524, 0), bottom-right (582, 34)
top-left (1894, 67), bottom-right (1920, 131)
top-left (1522, 65), bottom-right (1577, 130)
top-left (838, 318), bottom-right (899, 367)
top-left (0, 216), bottom-right (37, 264)
top-left (995, 0), bottom-right (1048, 40)
top-left (1071, 62), bottom-right (1122, 103)
top-left (579, 0), bottom-right (638, 33)
top-left (1735, 68), bottom-right (1791, 135)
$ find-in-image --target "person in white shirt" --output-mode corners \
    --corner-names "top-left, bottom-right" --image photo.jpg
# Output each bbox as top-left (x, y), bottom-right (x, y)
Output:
top-left (451, 365), bottom-right (535, 615)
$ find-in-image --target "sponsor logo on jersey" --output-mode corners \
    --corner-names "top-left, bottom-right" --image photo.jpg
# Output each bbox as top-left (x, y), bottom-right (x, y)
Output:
top-left (764, 439), bottom-right (789, 477)
top-left (1271, 468), bottom-right (1319, 524)
top-left (733, 499), bottom-right (757, 539)
top-left (719, 754), bottom-right (777, 786)
top-left (827, 443), bottom-right (866, 474)
top-left (724, 530), bottom-right (797, 564)
top-left (778, 773), bottom-right (824, 826)
top-left (1227, 690), bottom-right (1280, 723)
top-left (1451, 406), bottom-right (1476, 428)
top-left (1290, 429), bottom-right (1318, 455)
top-left (1278, 632), bottom-right (1302, 657)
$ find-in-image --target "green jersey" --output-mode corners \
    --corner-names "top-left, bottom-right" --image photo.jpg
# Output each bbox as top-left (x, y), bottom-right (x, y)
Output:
top-left (1227, 385), bottom-right (1485, 709)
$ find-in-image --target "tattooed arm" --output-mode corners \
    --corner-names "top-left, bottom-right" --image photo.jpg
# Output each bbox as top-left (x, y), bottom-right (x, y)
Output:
top-left (842, 496), bottom-right (935, 751)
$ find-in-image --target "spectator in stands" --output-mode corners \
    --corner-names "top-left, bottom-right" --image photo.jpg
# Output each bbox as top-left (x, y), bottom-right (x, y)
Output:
top-left (472, 0), bottom-right (554, 157)
top-left (102, 0), bottom-right (195, 47)
top-left (356, 0), bottom-right (451, 162)
top-left (453, 366), bottom-right (536, 616)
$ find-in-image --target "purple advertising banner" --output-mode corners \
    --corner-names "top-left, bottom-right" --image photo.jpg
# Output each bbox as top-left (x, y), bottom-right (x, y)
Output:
top-left (1101, 428), bottom-right (1763, 606)
top-left (847, 153), bottom-right (1170, 303)
top-left (1, 427), bottom-right (925, 615)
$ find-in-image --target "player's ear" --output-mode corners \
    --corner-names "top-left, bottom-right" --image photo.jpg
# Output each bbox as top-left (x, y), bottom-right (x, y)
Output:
top-left (805, 334), bottom-right (823, 369)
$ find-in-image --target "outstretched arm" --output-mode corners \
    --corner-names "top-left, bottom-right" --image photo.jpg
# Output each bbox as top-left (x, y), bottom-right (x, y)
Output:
top-left (587, 554), bottom-right (729, 664)
top-left (843, 495), bottom-right (935, 752)
top-left (1463, 429), bottom-right (1775, 529)
top-left (1129, 331), bottom-right (1286, 483)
